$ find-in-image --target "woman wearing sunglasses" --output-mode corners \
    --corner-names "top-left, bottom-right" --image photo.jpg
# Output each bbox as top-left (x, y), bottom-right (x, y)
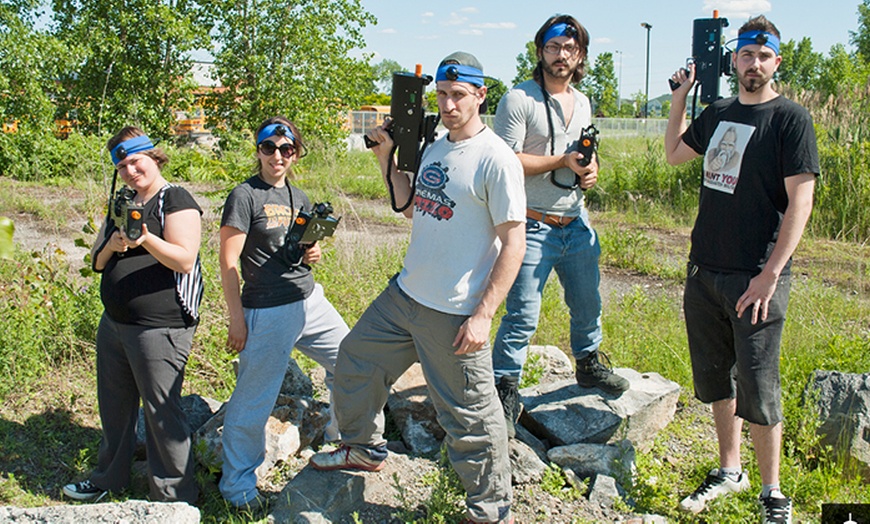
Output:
top-left (63, 126), bottom-right (203, 504)
top-left (217, 116), bottom-right (349, 510)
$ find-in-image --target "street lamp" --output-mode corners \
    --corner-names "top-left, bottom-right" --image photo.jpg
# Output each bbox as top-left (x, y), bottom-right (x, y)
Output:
top-left (641, 22), bottom-right (652, 118)
top-left (615, 50), bottom-right (623, 112)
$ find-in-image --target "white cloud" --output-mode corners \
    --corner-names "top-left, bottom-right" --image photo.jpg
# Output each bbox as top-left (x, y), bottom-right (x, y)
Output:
top-left (422, 11), bottom-right (434, 17)
top-left (593, 37), bottom-right (613, 44)
top-left (704, 0), bottom-right (772, 19)
top-left (460, 7), bottom-right (479, 13)
top-left (379, 28), bottom-right (397, 34)
top-left (459, 29), bottom-right (484, 36)
top-left (445, 12), bottom-right (469, 26)
top-left (470, 22), bottom-right (517, 30)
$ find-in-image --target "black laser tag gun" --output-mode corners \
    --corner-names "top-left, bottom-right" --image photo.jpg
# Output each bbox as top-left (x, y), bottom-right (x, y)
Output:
top-left (284, 202), bottom-right (341, 266)
top-left (670, 11), bottom-right (732, 104)
top-left (577, 124), bottom-right (599, 167)
top-left (109, 187), bottom-right (144, 241)
top-left (364, 64), bottom-right (439, 173)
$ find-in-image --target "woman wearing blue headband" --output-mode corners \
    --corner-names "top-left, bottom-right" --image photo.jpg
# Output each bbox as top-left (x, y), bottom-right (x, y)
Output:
top-left (217, 116), bottom-right (348, 510)
top-left (63, 126), bottom-right (204, 504)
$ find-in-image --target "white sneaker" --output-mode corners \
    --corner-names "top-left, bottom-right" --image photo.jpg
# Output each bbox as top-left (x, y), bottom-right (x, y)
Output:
top-left (678, 468), bottom-right (750, 514)
top-left (759, 492), bottom-right (792, 524)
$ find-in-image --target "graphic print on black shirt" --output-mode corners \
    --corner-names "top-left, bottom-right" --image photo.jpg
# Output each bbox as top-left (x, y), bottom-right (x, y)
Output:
top-left (415, 161), bottom-right (456, 221)
top-left (702, 121), bottom-right (756, 195)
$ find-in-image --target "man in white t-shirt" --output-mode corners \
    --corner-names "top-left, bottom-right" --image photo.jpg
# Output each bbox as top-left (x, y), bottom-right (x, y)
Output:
top-left (310, 51), bottom-right (525, 524)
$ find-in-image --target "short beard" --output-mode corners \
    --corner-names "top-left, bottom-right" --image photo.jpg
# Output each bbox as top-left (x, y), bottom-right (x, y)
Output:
top-left (542, 59), bottom-right (575, 80)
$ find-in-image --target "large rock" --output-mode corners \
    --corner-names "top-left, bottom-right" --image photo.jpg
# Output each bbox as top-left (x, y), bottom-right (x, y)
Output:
top-left (520, 368), bottom-right (680, 452)
top-left (526, 345), bottom-right (575, 383)
top-left (547, 439), bottom-right (636, 482)
top-left (806, 370), bottom-right (870, 478)
top-left (0, 501), bottom-right (199, 523)
top-left (270, 451), bottom-right (438, 522)
top-left (193, 359), bottom-right (331, 481)
top-left (136, 394), bottom-right (222, 453)
top-left (386, 363), bottom-right (444, 455)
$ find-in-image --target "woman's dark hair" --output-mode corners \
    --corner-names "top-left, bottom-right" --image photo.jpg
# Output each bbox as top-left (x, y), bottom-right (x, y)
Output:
top-left (106, 126), bottom-right (169, 169)
top-left (254, 116), bottom-right (306, 178)
top-left (533, 14), bottom-right (589, 84)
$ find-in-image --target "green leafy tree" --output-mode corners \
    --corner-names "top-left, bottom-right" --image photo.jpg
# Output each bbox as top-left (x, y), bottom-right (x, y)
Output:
top-left (513, 41), bottom-right (537, 86)
top-left (372, 58), bottom-right (405, 95)
top-left (851, 0), bottom-right (870, 63)
top-left (580, 52), bottom-right (617, 116)
top-left (778, 37), bottom-right (823, 92)
top-left (51, 0), bottom-right (212, 137)
top-left (204, 0), bottom-right (376, 144)
top-left (485, 78), bottom-right (508, 115)
top-left (817, 43), bottom-right (864, 97)
top-left (0, 1), bottom-right (73, 130)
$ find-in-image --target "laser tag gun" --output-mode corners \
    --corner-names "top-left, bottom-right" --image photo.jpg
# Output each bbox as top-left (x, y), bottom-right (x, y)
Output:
top-left (577, 124), bottom-right (599, 167)
top-left (109, 187), bottom-right (144, 241)
top-left (283, 202), bottom-right (341, 266)
top-left (670, 10), bottom-right (732, 104)
top-left (364, 65), bottom-right (438, 174)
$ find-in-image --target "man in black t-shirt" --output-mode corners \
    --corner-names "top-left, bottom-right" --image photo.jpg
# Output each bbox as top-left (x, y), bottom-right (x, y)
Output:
top-left (664, 15), bottom-right (819, 524)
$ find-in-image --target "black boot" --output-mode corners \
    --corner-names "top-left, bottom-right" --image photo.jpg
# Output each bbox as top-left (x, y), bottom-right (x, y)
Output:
top-left (496, 375), bottom-right (522, 438)
top-left (575, 351), bottom-right (629, 395)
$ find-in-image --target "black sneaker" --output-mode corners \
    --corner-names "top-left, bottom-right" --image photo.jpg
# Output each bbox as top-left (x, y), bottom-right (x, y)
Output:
top-left (62, 479), bottom-right (106, 501)
top-left (759, 493), bottom-right (792, 524)
top-left (496, 375), bottom-right (522, 438)
top-left (575, 351), bottom-right (629, 395)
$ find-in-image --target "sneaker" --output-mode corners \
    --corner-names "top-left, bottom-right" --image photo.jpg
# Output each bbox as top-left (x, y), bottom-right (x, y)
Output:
top-left (678, 468), bottom-right (749, 514)
top-left (575, 351), bottom-right (630, 395)
top-left (62, 479), bottom-right (106, 502)
top-left (309, 444), bottom-right (386, 472)
top-left (759, 492), bottom-right (792, 524)
top-left (496, 376), bottom-right (522, 439)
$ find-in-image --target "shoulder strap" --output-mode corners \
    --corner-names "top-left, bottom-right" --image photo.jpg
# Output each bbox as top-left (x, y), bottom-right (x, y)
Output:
top-left (159, 184), bottom-right (204, 322)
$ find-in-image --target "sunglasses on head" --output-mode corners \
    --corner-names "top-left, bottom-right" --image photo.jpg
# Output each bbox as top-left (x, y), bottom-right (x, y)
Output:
top-left (258, 140), bottom-right (296, 158)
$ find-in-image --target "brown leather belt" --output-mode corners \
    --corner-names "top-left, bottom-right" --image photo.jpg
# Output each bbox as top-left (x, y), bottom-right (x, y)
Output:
top-left (526, 209), bottom-right (576, 227)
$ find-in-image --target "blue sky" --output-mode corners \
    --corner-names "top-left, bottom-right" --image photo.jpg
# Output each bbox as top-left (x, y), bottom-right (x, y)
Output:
top-left (356, 0), bottom-right (862, 99)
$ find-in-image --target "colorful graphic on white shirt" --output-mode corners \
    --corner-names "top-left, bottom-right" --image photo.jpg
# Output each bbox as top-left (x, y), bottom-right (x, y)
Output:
top-left (703, 121), bottom-right (756, 194)
top-left (415, 161), bottom-right (456, 221)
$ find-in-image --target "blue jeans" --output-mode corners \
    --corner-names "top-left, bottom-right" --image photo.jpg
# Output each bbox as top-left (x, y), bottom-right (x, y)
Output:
top-left (493, 210), bottom-right (602, 380)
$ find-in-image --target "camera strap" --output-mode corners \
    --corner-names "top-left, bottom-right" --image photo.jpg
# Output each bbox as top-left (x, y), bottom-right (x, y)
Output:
top-left (538, 82), bottom-right (582, 191)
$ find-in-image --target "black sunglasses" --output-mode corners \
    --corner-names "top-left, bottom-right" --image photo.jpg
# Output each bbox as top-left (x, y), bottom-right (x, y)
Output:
top-left (258, 140), bottom-right (296, 158)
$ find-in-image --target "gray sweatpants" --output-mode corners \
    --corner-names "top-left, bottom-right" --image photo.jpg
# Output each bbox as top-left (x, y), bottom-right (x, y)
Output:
top-left (91, 313), bottom-right (198, 504)
top-left (334, 277), bottom-right (512, 522)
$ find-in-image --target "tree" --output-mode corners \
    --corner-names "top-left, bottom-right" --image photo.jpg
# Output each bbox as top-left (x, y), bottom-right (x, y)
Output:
top-left (580, 52), bottom-right (617, 116)
top-left (485, 78), bottom-right (508, 115)
top-left (778, 37), bottom-right (823, 92)
top-left (817, 43), bottom-right (864, 97)
top-left (0, 0), bottom-right (72, 130)
top-left (513, 41), bottom-right (537, 86)
top-left (204, 0), bottom-right (376, 144)
top-left (851, 0), bottom-right (870, 63)
top-left (371, 58), bottom-right (405, 95)
top-left (51, 0), bottom-right (213, 137)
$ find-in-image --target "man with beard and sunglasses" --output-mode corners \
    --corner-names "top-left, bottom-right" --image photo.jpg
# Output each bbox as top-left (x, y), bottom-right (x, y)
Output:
top-left (665, 15), bottom-right (818, 523)
top-left (491, 14), bottom-right (629, 439)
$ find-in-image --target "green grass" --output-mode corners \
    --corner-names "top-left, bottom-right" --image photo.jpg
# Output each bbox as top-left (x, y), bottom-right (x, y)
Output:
top-left (0, 135), bottom-right (868, 522)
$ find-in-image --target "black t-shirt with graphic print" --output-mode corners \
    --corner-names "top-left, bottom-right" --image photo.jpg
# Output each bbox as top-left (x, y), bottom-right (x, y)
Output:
top-left (683, 95), bottom-right (820, 274)
top-left (221, 175), bottom-right (315, 308)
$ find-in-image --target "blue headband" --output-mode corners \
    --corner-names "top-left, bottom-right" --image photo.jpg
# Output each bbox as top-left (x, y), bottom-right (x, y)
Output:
top-left (256, 123), bottom-right (296, 146)
top-left (736, 30), bottom-right (780, 55)
top-left (543, 22), bottom-right (572, 45)
top-left (111, 135), bottom-right (155, 165)
top-left (435, 64), bottom-right (485, 87)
